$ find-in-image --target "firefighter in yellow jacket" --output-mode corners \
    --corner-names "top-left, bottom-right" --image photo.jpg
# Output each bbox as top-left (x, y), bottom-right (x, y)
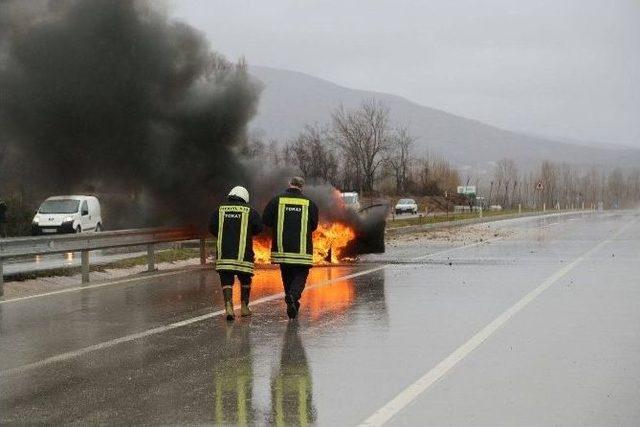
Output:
top-left (262, 177), bottom-right (319, 319)
top-left (210, 186), bottom-right (263, 320)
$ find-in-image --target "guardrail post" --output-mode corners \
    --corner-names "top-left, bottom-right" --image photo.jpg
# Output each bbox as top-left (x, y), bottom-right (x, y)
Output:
top-left (0, 258), bottom-right (4, 297)
top-left (81, 250), bottom-right (90, 284)
top-left (147, 243), bottom-right (156, 272)
top-left (200, 238), bottom-right (207, 265)
top-left (518, 204), bottom-right (522, 214)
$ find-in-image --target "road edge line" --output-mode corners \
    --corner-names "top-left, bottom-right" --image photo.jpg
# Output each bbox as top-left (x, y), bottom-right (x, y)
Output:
top-left (0, 239), bottom-right (496, 377)
top-left (358, 217), bottom-right (635, 427)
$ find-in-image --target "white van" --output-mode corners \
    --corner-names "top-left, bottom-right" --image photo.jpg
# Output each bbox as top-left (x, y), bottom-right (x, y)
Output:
top-left (32, 195), bottom-right (102, 235)
top-left (340, 192), bottom-right (361, 212)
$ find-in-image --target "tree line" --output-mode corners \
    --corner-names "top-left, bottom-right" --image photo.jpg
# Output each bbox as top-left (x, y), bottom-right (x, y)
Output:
top-left (243, 98), bottom-right (640, 210)
top-left (482, 158), bottom-right (640, 210)
top-left (243, 99), bottom-right (460, 197)
top-left (3, 97), bottom-right (640, 228)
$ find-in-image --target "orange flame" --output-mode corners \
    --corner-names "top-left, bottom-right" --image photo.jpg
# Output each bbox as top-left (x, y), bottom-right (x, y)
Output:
top-left (254, 222), bottom-right (356, 265)
top-left (230, 267), bottom-right (356, 319)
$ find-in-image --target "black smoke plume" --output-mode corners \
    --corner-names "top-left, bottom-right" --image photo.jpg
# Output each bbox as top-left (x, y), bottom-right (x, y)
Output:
top-left (0, 0), bottom-right (261, 229)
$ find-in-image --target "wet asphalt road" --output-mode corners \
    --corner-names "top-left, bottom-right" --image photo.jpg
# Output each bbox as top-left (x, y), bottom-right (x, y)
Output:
top-left (1, 211), bottom-right (639, 425)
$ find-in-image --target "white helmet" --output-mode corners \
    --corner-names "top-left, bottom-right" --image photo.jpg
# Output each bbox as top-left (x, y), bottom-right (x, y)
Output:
top-left (228, 186), bottom-right (249, 203)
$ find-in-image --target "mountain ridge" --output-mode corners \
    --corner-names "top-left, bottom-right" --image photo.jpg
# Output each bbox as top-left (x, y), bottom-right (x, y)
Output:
top-left (248, 65), bottom-right (640, 173)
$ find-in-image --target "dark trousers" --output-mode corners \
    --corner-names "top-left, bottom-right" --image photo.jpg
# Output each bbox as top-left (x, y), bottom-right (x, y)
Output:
top-left (218, 271), bottom-right (252, 289)
top-left (279, 264), bottom-right (310, 304)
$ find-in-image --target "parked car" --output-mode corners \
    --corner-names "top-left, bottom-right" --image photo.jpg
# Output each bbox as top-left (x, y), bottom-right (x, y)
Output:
top-left (32, 195), bottom-right (102, 235)
top-left (340, 192), bottom-right (361, 212)
top-left (395, 198), bottom-right (418, 214)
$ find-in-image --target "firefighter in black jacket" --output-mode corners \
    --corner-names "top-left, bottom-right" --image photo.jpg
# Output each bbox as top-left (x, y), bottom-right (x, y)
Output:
top-left (262, 177), bottom-right (319, 319)
top-left (210, 186), bottom-right (263, 320)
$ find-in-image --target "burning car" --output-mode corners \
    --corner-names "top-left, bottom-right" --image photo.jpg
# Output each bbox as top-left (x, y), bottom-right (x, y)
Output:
top-left (253, 188), bottom-right (388, 265)
top-left (340, 192), bottom-right (361, 212)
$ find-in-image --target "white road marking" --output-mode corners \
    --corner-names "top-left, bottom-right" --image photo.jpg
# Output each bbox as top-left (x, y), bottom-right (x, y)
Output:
top-left (358, 218), bottom-right (635, 427)
top-left (0, 239), bottom-right (495, 377)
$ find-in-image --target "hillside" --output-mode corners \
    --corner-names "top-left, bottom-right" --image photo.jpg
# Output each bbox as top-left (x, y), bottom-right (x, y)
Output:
top-left (248, 65), bottom-right (640, 174)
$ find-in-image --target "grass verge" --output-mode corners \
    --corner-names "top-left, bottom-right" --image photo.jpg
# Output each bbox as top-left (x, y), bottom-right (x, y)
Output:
top-left (386, 209), bottom-right (537, 229)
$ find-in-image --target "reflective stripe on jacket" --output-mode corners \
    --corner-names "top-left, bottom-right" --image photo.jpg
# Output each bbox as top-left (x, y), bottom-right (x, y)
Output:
top-left (210, 199), bottom-right (263, 274)
top-left (262, 188), bottom-right (319, 266)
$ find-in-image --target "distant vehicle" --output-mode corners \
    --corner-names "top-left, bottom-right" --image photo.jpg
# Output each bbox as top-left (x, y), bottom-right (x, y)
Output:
top-left (32, 195), bottom-right (102, 235)
top-left (340, 192), bottom-right (361, 211)
top-left (489, 204), bottom-right (503, 211)
top-left (395, 198), bottom-right (418, 215)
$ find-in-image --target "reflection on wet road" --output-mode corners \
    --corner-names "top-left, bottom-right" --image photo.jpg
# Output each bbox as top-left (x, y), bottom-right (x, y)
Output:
top-left (212, 323), bottom-right (255, 425)
top-left (1, 211), bottom-right (639, 425)
top-left (271, 323), bottom-right (316, 426)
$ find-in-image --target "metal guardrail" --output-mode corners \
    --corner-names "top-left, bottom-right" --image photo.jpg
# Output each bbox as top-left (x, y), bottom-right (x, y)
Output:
top-left (0, 227), bottom-right (206, 296)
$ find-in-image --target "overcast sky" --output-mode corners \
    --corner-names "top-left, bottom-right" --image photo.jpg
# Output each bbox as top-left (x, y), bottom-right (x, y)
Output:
top-left (171, 0), bottom-right (640, 148)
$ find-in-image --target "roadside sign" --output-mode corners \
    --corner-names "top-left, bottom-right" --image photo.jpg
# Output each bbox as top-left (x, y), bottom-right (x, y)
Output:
top-left (457, 185), bottom-right (476, 195)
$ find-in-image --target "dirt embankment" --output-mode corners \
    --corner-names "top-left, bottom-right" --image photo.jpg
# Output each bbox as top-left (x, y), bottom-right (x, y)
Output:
top-left (387, 222), bottom-right (516, 248)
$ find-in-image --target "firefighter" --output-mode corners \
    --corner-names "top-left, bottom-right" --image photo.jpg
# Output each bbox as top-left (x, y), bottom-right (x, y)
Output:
top-left (262, 177), bottom-right (319, 319)
top-left (210, 186), bottom-right (263, 321)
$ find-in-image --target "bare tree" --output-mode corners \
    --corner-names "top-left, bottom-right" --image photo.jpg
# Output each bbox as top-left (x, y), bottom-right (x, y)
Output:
top-left (242, 130), bottom-right (266, 158)
top-left (286, 124), bottom-right (338, 185)
top-left (607, 168), bottom-right (625, 208)
top-left (493, 158), bottom-right (518, 208)
top-left (539, 160), bottom-right (559, 207)
top-left (331, 99), bottom-right (391, 193)
top-left (266, 139), bottom-right (281, 166)
top-left (386, 127), bottom-right (414, 194)
top-left (410, 153), bottom-right (460, 196)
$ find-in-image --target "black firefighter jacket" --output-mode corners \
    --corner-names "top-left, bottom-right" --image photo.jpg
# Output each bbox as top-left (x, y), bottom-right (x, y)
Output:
top-left (210, 197), bottom-right (263, 274)
top-left (262, 188), bottom-right (319, 266)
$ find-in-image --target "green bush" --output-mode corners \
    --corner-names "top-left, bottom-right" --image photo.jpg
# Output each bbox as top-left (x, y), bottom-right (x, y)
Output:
top-left (1, 195), bottom-right (37, 237)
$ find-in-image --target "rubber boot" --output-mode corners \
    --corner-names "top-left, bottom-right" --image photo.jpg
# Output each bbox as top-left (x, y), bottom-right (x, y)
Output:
top-left (240, 287), bottom-right (252, 317)
top-left (223, 288), bottom-right (234, 321)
